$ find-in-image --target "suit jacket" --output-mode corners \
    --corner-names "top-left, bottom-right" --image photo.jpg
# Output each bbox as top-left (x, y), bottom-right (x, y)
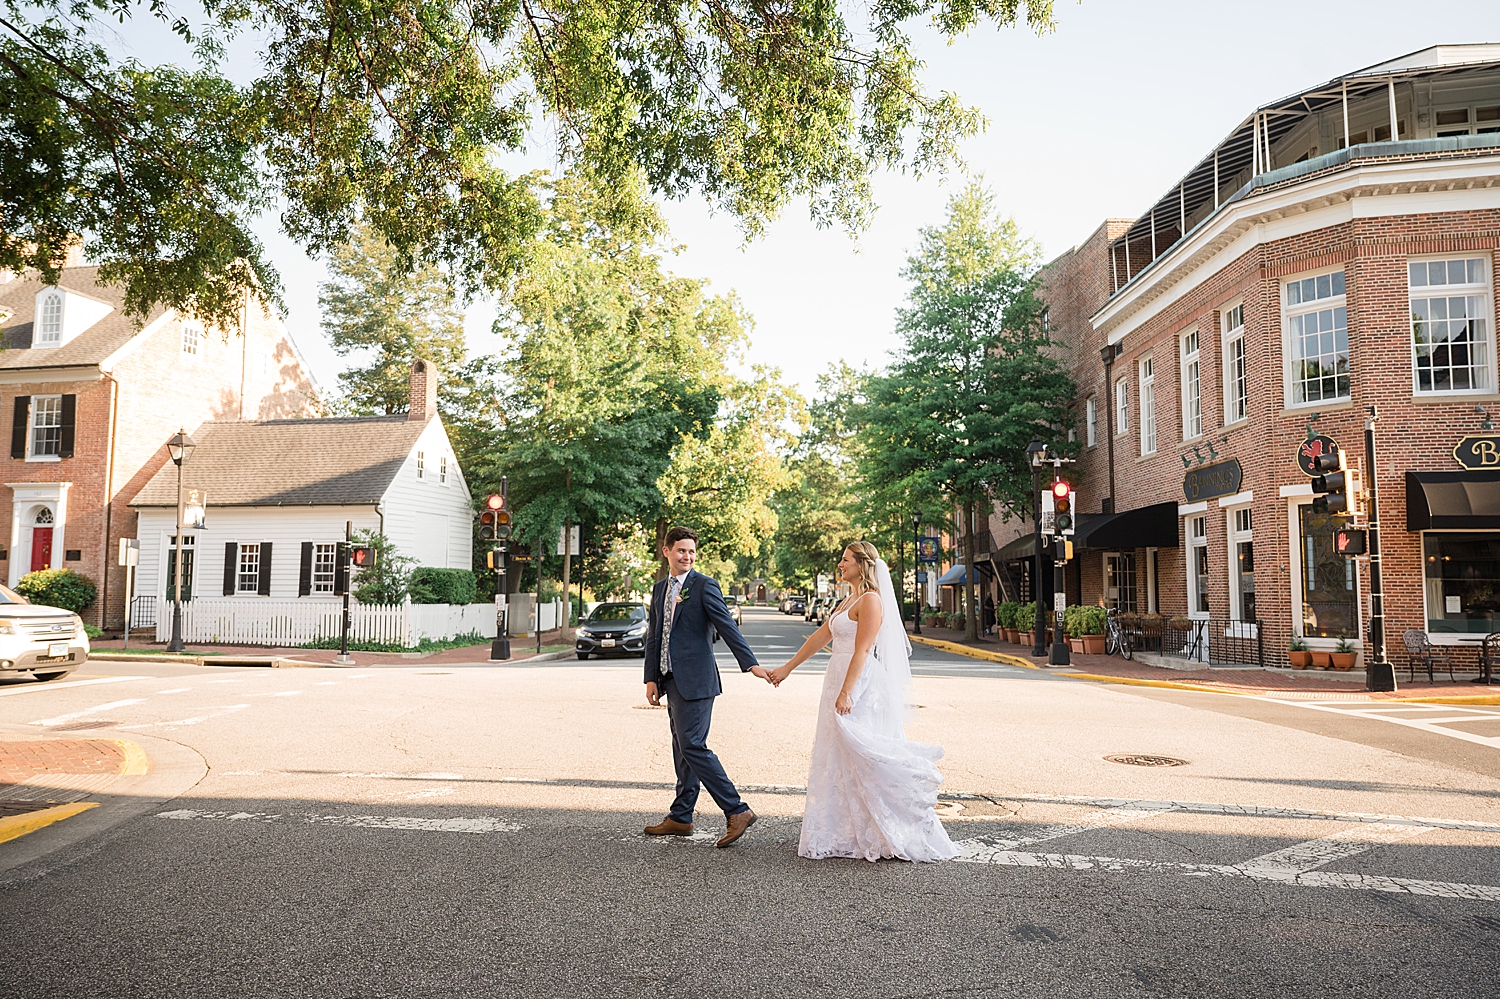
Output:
top-left (643, 569), bottom-right (758, 700)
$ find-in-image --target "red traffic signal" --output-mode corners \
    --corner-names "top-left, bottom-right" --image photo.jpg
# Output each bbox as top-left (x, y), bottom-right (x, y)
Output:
top-left (1051, 480), bottom-right (1071, 499)
top-left (1051, 479), bottom-right (1074, 535)
top-left (485, 493), bottom-right (504, 510)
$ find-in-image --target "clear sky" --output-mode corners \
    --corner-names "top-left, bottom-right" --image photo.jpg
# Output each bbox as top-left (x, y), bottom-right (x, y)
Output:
top-left (106, 2), bottom-right (1500, 400)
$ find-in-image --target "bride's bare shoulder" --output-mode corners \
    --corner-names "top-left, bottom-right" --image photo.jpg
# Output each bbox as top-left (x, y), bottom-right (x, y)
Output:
top-left (846, 590), bottom-right (882, 621)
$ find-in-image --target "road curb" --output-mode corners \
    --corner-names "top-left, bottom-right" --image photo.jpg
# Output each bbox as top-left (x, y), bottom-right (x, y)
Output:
top-left (0, 802), bottom-right (99, 845)
top-left (909, 634), bottom-right (1500, 704)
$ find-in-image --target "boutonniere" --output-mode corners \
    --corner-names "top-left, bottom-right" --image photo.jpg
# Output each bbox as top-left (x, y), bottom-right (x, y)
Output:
top-left (677, 587), bottom-right (692, 603)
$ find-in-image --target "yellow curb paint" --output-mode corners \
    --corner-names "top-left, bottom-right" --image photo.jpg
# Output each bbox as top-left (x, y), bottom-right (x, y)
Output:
top-left (910, 635), bottom-right (1039, 670)
top-left (1397, 694), bottom-right (1500, 706)
top-left (100, 739), bottom-right (150, 776)
top-left (0, 801), bottom-right (99, 846)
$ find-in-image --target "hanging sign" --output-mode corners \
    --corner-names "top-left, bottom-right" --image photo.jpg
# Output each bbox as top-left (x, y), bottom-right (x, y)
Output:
top-left (1454, 434), bottom-right (1500, 470)
top-left (917, 538), bottom-right (940, 563)
top-left (1183, 458), bottom-right (1243, 502)
top-left (1296, 435), bottom-right (1341, 476)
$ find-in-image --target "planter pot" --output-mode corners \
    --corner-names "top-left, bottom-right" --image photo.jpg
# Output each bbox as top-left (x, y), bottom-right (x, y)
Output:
top-left (1330, 652), bottom-right (1356, 671)
top-left (1005, 628), bottom-right (1020, 644)
top-left (1311, 651), bottom-right (1333, 670)
top-left (1288, 651), bottom-right (1313, 669)
top-left (1081, 634), bottom-right (1106, 655)
top-left (1019, 631), bottom-right (1035, 647)
top-left (1068, 637), bottom-right (1085, 653)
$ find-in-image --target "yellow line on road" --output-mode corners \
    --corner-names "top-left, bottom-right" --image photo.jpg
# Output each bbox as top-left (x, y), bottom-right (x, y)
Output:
top-left (0, 802), bottom-right (99, 845)
top-left (909, 635), bottom-right (1500, 704)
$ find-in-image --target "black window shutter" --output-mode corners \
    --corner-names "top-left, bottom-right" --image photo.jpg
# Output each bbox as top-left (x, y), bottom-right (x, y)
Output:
top-left (298, 542), bottom-right (313, 597)
top-left (10, 396), bottom-right (29, 459)
top-left (58, 394), bottom-right (75, 458)
top-left (258, 542), bottom-right (273, 595)
top-left (223, 542), bottom-right (237, 595)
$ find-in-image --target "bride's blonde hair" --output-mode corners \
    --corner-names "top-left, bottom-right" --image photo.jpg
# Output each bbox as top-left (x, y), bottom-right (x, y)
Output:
top-left (844, 541), bottom-right (880, 594)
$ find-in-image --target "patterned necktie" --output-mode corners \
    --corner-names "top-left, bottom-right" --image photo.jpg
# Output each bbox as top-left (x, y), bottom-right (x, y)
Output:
top-left (660, 575), bottom-right (681, 676)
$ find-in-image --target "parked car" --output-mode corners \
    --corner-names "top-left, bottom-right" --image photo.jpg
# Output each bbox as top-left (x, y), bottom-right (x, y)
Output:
top-left (727, 599), bottom-right (742, 626)
top-left (0, 583), bottom-right (90, 683)
top-left (807, 597), bottom-right (834, 625)
top-left (803, 597), bottom-right (824, 623)
top-left (575, 602), bottom-right (648, 659)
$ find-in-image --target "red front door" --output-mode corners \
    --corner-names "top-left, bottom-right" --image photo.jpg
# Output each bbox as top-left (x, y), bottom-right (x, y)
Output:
top-left (31, 528), bottom-right (52, 572)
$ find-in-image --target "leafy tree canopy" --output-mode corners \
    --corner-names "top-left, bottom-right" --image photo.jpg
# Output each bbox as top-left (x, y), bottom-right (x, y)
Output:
top-left (0, 0), bottom-right (1055, 330)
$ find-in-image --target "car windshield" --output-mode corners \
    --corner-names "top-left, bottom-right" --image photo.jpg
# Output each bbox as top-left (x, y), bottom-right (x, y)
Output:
top-left (587, 604), bottom-right (646, 622)
top-left (0, 584), bottom-right (27, 604)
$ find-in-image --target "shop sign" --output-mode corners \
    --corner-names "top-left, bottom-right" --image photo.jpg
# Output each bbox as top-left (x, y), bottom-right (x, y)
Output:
top-left (917, 537), bottom-right (940, 563)
top-left (1454, 434), bottom-right (1500, 470)
top-left (1183, 458), bottom-right (1243, 502)
top-left (915, 570), bottom-right (929, 583)
top-left (1296, 434), bottom-right (1341, 476)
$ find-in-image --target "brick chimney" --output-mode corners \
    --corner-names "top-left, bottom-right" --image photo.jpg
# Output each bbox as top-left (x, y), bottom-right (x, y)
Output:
top-left (408, 358), bottom-right (437, 421)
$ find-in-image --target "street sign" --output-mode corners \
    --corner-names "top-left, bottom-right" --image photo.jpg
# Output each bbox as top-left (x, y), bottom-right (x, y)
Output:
top-left (915, 570), bottom-right (928, 583)
top-left (117, 538), bottom-right (139, 567)
top-left (556, 525), bottom-right (580, 555)
top-left (917, 537), bottom-right (940, 563)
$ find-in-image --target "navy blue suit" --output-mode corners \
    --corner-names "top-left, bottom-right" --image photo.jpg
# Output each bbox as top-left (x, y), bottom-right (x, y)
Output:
top-left (643, 570), bottom-right (758, 821)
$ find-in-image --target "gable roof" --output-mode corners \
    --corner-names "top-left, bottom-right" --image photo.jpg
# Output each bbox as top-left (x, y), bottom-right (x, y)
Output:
top-left (0, 266), bottom-right (169, 369)
top-left (130, 416), bottom-right (431, 508)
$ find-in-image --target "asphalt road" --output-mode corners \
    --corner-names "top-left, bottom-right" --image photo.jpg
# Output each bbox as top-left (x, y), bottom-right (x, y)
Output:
top-left (2, 607), bottom-right (1498, 998)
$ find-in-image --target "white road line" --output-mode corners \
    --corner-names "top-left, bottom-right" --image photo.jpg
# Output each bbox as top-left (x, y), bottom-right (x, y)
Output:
top-left (156, 808), bottom-right (521, 833)
top-left (963, 805), bottom-right (1174, 859)
top-left (0, 675), bottom-right (149, 698)
top-left (1019, 794), bottom-right (1500, 834)
top-left (157, 688), bottom-right (192, 694)
top-left (1232, 822), bottom-right (1432, 879)
top-left (117, 704), bottom-right (250, 729)
top-left (30, 698), bottom-right (145, 727)
top-left (1255, 697), bottom-right (1500, 749)
top-left (335, 771), bottom-right (465, 780)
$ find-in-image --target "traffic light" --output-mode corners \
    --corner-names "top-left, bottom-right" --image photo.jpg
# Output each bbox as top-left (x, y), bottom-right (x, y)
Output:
top-left (479, 493), bottom-right (505, 540)
top-left (1310, 450), bottom-right (1348, 515)
top-left (1052, 479), bottom-right (1075, 536)
top-left (1334, 527), bottom-right (1367, 556)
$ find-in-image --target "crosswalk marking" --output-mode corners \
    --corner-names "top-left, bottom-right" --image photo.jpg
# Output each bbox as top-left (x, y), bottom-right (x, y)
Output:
top-left (31, 699), bottom-right (144, 727)
top-left (156, 808), bottom-right (522, 833)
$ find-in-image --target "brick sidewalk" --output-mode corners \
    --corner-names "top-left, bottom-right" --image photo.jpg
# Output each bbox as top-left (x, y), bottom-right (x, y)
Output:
top-left (910, 624), bottom-right (1496, 701)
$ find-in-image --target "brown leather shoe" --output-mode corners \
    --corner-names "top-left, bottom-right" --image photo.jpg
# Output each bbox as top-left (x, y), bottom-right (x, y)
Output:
top-left (716, 809), bottom-right (756, 848)
top-left (644, 817), bottom-right (693, 836)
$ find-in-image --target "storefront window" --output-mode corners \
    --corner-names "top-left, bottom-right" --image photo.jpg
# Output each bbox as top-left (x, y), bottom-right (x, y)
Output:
top-left (1188, 516), bottom-right (1208, 615)
top-left (1424, 533), bottom-right (1500, 633)
top-left (1106, 553), bottom-right (1137, 612)
top-left (1299, 506), bottom-right (1357, 637)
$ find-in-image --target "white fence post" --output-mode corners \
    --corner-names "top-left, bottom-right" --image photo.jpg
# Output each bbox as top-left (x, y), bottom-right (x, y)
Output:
top-left (147, 598), bottom-right (498, 648)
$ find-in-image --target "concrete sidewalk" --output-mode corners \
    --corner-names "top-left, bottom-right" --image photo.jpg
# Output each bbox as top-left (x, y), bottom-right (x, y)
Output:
top-left (88, 633), bottom-right (577, 667)
top-left (908, 623), bottom-right (1500, 703)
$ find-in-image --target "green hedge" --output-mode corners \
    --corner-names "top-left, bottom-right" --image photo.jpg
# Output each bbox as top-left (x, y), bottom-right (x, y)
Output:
top-left (408, 567), bottom-right (477, 605)
top-left (997, 601), bottom-right (1021, 629)
top-left (16, 568), bottom-right (96, 612)
top-left (1063, 604), bottom-right (1106, 636)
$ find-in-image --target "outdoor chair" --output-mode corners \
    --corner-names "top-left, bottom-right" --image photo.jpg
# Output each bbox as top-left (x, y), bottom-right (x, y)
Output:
top-left (1479, 632), bottom-right (1500, 686)
top-left (1402, 629), bottom-right (1454, 683)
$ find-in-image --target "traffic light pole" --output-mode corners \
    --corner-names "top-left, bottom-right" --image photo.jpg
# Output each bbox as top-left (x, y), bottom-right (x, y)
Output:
top-left (1031, 458), bottom-right (1047, 658)
top-left (1049, 458), bottom-right (1070, 667)
top-left (1363, 406), bottom-right (1395, 692)
top-left (335, 520), bottom-right (353, 665)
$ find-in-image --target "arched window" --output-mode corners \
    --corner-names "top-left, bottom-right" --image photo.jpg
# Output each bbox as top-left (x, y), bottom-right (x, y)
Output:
top-left (37, 292), bottom-right (62, 344)
top-left (34, 508), bottom-right (53, 525)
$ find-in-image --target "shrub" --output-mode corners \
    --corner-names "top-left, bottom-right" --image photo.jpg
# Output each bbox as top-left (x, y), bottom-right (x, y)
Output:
top-left (997, 601), bottom-right (1020, 630)
top-left (947, 612), bottom-right (966, 629)
top-left (1079, 606), bottom-right (1107, 635)
top-left (1066, 605), bottom-right (1106, 636)
top-left (408, 567), bottom-right (477, 605)
top-left (351, 529), bottom-right (415, 605)
top-left (16, 568), bottom-right (96, 612)
top-left (1016, 602), bottom-right (1037, 632)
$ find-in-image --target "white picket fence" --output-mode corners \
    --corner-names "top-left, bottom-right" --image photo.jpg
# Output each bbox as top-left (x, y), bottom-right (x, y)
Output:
top-left (154, 598), bottom-right (508, 648)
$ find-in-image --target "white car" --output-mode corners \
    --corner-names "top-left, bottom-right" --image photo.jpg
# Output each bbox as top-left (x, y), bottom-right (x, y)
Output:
top-left (0, 584), bottom-right (90, 682)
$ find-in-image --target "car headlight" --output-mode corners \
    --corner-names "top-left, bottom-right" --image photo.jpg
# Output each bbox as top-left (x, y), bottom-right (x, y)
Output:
top-left (578, 627), bottom-right (594, 637)
top-left (0, 619), bottom-right (15, 635)
top-left (626, 624), bottom-right (647, 637)
top-left (71, 614), bottom-right (84, 633)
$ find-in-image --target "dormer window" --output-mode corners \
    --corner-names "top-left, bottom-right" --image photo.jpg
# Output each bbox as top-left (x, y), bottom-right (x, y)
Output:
top-left (36, 292), bottom-right (62, 345)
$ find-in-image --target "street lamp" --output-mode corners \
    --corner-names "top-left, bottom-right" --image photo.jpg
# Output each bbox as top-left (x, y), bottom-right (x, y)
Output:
top-left (165, 428), bottom-right (195, 653)
top-left (1027, 439), bottom-right (1049, 657)
top-left (912, 511), bottom-right (922, 635)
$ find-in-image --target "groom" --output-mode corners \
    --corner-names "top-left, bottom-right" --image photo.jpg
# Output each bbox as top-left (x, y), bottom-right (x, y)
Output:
top-left (643, 526), bottom-right (771, 848)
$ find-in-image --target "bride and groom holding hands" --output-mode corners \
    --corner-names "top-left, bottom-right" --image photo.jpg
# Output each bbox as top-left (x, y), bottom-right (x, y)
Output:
top-left (641, 526), bottom-right (958, 862)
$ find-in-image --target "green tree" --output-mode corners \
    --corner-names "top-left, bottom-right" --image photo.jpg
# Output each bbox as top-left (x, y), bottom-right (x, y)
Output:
top-left (0, 0), bottom-right (1055, 331)
top-left (319, 223), bottom-right (468, 415)
top-left (855, 179), bottom-right (1072, 640)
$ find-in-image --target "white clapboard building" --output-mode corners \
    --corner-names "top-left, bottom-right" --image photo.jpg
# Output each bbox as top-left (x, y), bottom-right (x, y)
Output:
top-left (128, 361), bottom-right (476, 644)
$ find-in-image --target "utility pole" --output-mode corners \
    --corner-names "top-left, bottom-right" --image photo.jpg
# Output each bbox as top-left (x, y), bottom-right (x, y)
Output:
top-left (1027, 439), bottom-right (1049, 657)
top-left (1363, 406), bottom-right (1396, 692)
top-left (335, 520), bottom-right (353, 665)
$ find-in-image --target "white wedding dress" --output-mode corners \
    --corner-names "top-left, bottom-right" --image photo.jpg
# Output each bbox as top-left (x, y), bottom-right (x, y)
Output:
top-left (798, 601), bottom-right (959, 863)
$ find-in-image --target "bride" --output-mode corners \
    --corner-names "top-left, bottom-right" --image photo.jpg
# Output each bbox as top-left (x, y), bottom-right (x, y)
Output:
top-left (769, 541), bottom-right (959, 862)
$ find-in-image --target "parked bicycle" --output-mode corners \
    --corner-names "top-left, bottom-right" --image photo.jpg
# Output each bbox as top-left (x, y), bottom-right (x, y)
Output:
top-left (1104, 607), bottom-right (1132, 660)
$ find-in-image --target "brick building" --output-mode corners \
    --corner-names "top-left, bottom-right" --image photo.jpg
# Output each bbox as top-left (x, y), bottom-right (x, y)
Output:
top-left (991, 44), bottom-right (1500, 669)
top-left (0, 256), bottom-right (319, 628)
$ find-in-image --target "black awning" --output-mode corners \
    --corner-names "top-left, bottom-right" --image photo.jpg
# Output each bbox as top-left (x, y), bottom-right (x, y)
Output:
top-left (1076, 501), bottom-right (1181, 550)
top-left (996, 534), bottom-right (1036, 560)
top-left (1406, 471), bottom-right (1500, 530)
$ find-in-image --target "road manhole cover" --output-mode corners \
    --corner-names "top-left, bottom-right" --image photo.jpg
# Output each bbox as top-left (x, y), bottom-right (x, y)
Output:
top-left (1104, 754), bottom-right (1188, 767)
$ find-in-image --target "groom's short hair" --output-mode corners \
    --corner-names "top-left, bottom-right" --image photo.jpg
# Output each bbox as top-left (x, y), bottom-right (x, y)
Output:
top-left (663, 526), bottom-right (698, 549)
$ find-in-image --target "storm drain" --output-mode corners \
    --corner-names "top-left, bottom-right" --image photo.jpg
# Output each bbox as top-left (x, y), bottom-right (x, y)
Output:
top-left (1104, 754), bottom-right (1188, 767)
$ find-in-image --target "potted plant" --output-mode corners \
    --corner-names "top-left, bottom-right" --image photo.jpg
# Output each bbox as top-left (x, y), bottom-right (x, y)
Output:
top-left (1288, 636), bottom-right (1312, 669)
top-left (948, 613), bottom-right (966, 631)
top-left (998, 602), bottom-right (1020, 643)
top-left (1064, 605), bottom-right (1086, 653)
top-left (1079, 606), bottom-right (1108, 655)
top-left (1311, 645), bottom-right (1333, 669)
top-left (1017, 602), bottom-right (1036, 646)
top-left (1331, 634), bottom-right (1357, 671)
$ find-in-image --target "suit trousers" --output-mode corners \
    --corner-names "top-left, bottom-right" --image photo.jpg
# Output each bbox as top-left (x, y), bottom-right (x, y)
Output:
top-left (663, 674), bottom-right (747, 822)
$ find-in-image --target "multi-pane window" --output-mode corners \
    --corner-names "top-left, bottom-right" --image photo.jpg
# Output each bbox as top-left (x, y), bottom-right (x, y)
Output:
top-left (1188, 515), bottom-right (1208, 615)
top-left (1285, 271), bottom-right (1349, 405)
top-left (30, 396), bottom-right (62, 457)
top-left (36, 292), bottom-right (62, 344)
top-left (312, 543), bottom-right (337, 594)
top-left (1434, 104), bottom-right (1500, 137)
top-left (1180, 330), bottom-right (1201, 440)
top-left (439, 454), bottom-right (448, 484)
top-left (1114, 378), bottom-right (1129, 435)
top-left (416, 450), bottom-right (426, 480)
top-left (1229, 507), bottom-right (1254, 622)
top-left (1409, 257), bottom-right (1491, 394)
top-left (1222, 303), bottom-right (1247, 423)
top-left (1106, 553), bottom-right (1137, 612)
top-left (1139, 357), bottom-right (1156, 455)
top-left (181, 322), bottom-right (201, 355)
top-left (1085, 396), bottom-right (1098, 447)
top-left (237, 543), bottom-right (261, 593)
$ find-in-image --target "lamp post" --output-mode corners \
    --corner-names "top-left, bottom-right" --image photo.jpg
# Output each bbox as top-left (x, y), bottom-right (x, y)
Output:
top-left (1363, 406), bottom-right (1396, 692)
top-left (912, 511), bottom-right (922, 635)
top-left (165, 428), bottom-right (196, 653)
top-left (1027, 438), bottom-right (1049, 657)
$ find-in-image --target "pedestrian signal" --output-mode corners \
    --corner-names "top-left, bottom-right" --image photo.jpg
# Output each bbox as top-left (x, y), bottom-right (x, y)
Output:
top-left (334, 542), bottom-right (378, 595)
top-left (486, 548), bottom-right (507, 570)
top-left (1310, 451), bottom-right (1348, 515)
top-left (1334, 528), bottom-right (1367, 556)
top-left (1051, 479), bottom-right (1075, 536)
